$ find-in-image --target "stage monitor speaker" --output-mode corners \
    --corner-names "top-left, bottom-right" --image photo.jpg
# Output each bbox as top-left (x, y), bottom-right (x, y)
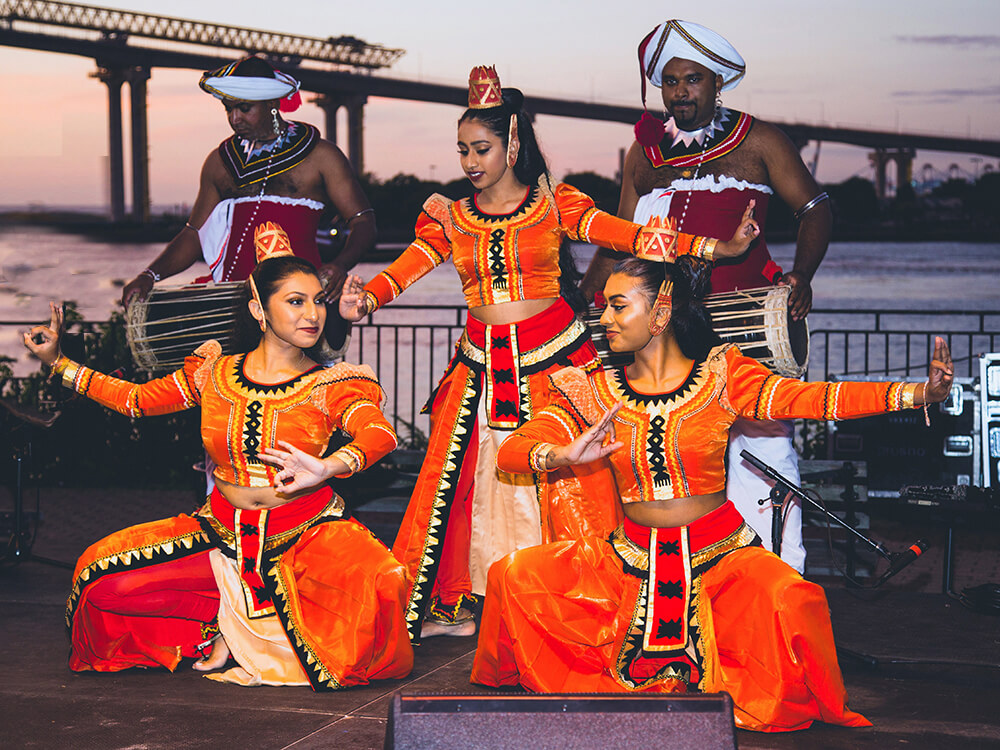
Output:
top-left (830, 376), bottom-right (980, 495)
top-left (384, 692), bottom-right (736, 750)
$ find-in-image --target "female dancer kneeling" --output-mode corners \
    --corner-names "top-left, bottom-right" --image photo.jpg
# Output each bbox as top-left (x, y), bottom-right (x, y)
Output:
top-left (339, 65), bottom-right (759, 639)
top-left (473, 255), bottom-right (953, 731)
top-left (23, 225), bottom-right (413, 689)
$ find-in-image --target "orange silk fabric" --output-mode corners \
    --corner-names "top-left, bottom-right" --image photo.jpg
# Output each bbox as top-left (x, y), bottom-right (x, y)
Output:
top-left (497, 344), bottom-right (913, 502)
top-left (64, 341), bottom-right (398, 488)
top-left (364, 181), bottom-right (713, 310)
top-left (471, 538), bottom-right (871, 731)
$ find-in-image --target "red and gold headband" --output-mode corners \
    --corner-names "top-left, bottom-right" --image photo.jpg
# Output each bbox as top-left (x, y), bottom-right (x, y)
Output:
top-left (468, 65), bottom-right (502, 109)
top-left (253, 221), bottom-right (295, 262)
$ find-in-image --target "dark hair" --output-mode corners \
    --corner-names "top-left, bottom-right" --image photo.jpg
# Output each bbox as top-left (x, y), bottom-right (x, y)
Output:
top-left (610, 255), bottom-right (720, 361)
top-left (459, 88), bottom-right (549, 187)
top-left (233, 255), bottom-right (325, 358)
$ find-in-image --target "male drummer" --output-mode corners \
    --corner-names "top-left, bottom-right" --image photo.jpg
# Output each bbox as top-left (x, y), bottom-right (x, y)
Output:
top-left (581, 20), bottom-right (832, 572)
top-left (121, 55), bottom-right (374, 350)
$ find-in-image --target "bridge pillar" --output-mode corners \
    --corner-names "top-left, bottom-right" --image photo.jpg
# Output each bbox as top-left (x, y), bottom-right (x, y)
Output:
top-left (92, 65), bottom-right (126, 222)
top-left (345, 94), bottom-right (367, 176)
top-left (895, 148), bottom-right (915, 195)
top-left (310, 93), bottom-right (364, 174)
top-left (869, 148), bottom-right (890, 200)
top-left (312, 94), bottom-right (340, 145)
top-left (126, 66), bottom-right (151, 223)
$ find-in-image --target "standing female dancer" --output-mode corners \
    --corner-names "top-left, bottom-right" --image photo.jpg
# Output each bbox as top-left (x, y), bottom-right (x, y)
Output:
top-left (474, 255), bottom-right (953, 731)
top-left (23, 224), bottom-right (412, 689)
top-left (340, 66), bottom-right (759, 639)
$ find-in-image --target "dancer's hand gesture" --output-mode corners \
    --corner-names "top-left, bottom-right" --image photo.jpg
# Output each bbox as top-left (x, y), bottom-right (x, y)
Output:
top-left (548, 402), bottom-right (623, 469)
top-left (338, 274), bottom-right (369, 322)
top-left (23, 302), bottom-right (63, 367)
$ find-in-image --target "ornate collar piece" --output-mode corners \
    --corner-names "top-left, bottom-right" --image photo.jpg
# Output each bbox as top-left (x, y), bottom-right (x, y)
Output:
top-left (644, 109), bottom-right (753, 169)
top-left (220, 121), bottom-right (320, 189)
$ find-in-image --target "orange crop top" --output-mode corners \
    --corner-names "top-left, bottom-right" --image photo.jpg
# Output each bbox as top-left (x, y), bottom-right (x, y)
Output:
top-left (53, 341), bottom-right (398, 488)
top-left (363, 179), bottom-right (716, 311)
top-left (497, 344), bottom-right (920, 503)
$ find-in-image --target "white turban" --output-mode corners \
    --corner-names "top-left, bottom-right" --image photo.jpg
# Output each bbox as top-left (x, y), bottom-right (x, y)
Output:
top-left (199, 56), bottom-right (300, 102)
top-left (640, 20), bottom-right (745, 92)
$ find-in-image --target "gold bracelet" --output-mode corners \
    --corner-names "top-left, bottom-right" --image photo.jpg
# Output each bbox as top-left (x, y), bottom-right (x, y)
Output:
top-left (900, 382), bottom-right (919, 411)
top-left (331, 447), bottom-right (362, 476)
top-left (363, 292), bottom-right (378, 316)
top-left (701, 238), bottom-right (716, 262)
top-left (530, 442), bottom-right (556, 473)
top-left (51, 355), bottom-right (80, 389)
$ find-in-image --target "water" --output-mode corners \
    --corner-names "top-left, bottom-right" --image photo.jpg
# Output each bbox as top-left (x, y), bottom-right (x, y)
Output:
top-left (0, 223), bottom-right (997, 377)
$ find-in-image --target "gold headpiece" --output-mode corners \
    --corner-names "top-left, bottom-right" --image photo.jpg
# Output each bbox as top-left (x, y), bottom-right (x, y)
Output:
top-left (253, 221), bottom-right (295, 262)
top-left (468, 65), bottom-right (502, 109)
top-left (636, 215), bottom-right (680, 263)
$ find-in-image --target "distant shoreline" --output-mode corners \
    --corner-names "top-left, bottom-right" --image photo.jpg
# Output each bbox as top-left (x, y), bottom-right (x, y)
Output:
top-left (2, 210), bottom-right (998, 247)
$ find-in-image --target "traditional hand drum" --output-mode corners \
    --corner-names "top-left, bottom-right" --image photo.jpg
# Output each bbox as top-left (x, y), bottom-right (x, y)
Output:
top-left (586, 284), bottom-right (809, 377)
top-left (126, 282), bottom-right (245, 372)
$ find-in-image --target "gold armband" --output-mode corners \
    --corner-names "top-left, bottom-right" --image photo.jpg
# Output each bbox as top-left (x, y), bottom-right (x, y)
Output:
top-left (900, 382), bottom-right (920, 410)
top-left (700, 238), bottom-right (716, 262)
top-left (51, 355), bottom-right (81, 389)
top-left (363, 291), bottom-right (379, 316)
top-left (529, 442), bottom-right (556, 473)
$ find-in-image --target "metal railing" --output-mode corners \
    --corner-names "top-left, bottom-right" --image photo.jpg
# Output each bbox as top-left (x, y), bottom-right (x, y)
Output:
top-left (3, 306), bottom-right (998, 441)
top-left (807, 309), bottom-right (1000, 381)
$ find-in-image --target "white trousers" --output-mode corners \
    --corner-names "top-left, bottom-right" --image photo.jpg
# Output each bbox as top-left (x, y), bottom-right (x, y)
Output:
top-left (726, 418), bottom-right (806, 573)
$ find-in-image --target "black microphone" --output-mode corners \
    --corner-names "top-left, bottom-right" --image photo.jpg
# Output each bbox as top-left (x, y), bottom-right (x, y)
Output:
top-left (875, 540), bottom-right (929, 587)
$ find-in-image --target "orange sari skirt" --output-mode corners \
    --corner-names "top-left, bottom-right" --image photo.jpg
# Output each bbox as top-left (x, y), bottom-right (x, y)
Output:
top-left (67, 487), bottom-right (413, 689)
top-left (471, 500), bottom-right (870, 732)
top-left (392, 299), bottom-right (621, 640)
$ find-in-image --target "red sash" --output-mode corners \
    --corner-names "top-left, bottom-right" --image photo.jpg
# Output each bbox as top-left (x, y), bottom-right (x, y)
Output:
top-left (208, 486), bottom-right (337, 615)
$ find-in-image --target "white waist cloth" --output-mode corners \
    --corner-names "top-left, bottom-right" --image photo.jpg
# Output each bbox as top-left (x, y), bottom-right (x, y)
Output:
top-left (469, 398), bottom-right (541, 595)
top-left (633, 177), bottom-right (773, 225)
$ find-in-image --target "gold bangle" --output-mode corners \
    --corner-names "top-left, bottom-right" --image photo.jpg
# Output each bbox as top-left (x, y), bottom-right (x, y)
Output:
top-left (52, 355), bottom-right (80, 389)
top-left (701, 238), bottom-right (716, 263)
top-left (530, 442), bottom-right (556, 473)
top-left (900, 382), bottom-right (919, 410)
top-left (363, 292), bottom-right (378, 316)
top-left (331, 447), bottom-right (362, 476)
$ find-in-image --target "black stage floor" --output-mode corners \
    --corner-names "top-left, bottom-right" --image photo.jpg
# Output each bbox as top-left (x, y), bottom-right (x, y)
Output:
top-left (2, 487), bottom-right (999, 749)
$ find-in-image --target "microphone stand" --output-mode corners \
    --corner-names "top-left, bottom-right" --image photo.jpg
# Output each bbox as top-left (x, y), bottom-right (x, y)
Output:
top-left (741, 449), bottom-right (892, 566)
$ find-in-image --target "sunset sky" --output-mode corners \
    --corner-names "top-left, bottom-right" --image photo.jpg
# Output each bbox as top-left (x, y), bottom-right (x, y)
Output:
top-left (1, 0), bottom-right (997, 211)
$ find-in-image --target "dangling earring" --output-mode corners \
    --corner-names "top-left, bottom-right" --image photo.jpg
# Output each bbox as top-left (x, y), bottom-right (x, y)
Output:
top-left (506, 113), bottom-right (519, 169)
top-left (271, 108), bottom-right (281, 137)
top-left (648, 279), bottom-right (673, 336)
top-left (715, 91), bottom-right (723, 119)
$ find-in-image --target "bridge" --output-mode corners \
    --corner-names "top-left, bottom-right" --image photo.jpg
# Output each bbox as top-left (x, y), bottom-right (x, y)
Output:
top-left (3, 0), bottom-right (999, 220)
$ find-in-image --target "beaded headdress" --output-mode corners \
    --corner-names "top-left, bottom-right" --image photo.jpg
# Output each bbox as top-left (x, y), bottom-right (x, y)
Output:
top-left (468, 65), bottom-right (503, 109)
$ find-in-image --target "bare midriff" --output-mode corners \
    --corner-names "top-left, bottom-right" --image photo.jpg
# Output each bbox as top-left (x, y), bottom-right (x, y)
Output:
top-left (469, 297), bottom-right (559, 326)
top-left (216, 476), bottom-right (313, 510)
top-left (623, 490), bottom-right (727, 528)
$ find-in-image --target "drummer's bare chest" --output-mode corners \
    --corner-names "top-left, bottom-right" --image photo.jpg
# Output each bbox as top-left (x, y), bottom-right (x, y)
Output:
top-left (217, 160), bottom-right (327, 203)
top-left (633, 145), bottom-right (770, 197)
